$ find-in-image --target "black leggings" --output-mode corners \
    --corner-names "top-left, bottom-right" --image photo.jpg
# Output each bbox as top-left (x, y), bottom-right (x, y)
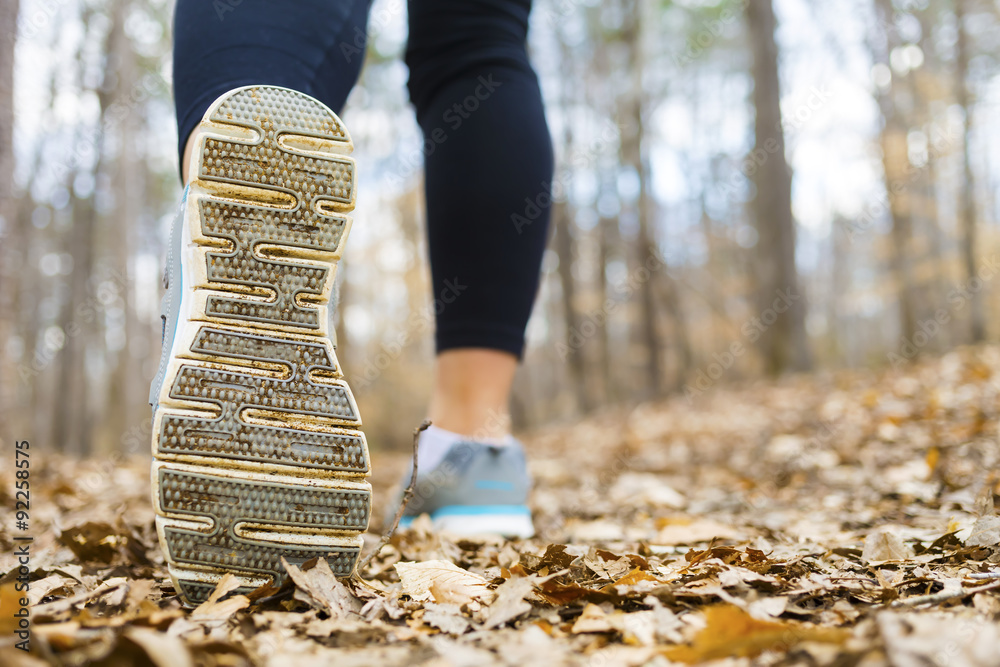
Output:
top-left (173, 0), bottom-right (553, 358)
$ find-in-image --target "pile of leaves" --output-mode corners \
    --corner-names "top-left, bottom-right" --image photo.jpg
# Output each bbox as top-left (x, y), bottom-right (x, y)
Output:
top-left (3, 346), bottom-right (1000, 666)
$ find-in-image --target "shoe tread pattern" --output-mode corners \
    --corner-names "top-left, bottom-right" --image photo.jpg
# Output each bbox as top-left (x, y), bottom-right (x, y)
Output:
top-left (152, 86), bottom-right (369, 606)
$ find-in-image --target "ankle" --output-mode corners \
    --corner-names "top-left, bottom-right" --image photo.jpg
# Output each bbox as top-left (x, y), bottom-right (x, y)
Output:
top-left (429, 348), bottom-right (518, 440)
top-left (426, 404), bottom-right (511, 441)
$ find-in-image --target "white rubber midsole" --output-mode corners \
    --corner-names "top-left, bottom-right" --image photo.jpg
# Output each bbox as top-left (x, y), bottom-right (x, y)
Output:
top-left (402, 511), bottom-right (534, 539)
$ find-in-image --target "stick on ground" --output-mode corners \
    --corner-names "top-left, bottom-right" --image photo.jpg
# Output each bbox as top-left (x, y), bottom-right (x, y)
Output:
top-left (355, 419), bottom-right (430, 574)
top-left (891, 579), bottom-right (1000, 608)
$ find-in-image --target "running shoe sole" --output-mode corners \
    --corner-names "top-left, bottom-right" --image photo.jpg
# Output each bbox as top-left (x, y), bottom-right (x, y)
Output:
top-left (150, 86), bottom-right (370, 606)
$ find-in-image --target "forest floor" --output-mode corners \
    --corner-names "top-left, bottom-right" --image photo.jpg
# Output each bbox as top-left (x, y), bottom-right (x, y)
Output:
top-left (3, 347), bottom-right (1000, 666)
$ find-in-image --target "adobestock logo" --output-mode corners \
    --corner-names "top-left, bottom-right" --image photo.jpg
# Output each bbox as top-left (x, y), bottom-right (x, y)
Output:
top-left (384, 75), bottom-right (504, 191)
top-left (556, 252), bottom-right (667, 359)
top-left (887, 255), bottom-right (1000, 368)
top-left (354, 277), bottom-right (468, 389)
top-left (684, 287), bottom-right (800, 400)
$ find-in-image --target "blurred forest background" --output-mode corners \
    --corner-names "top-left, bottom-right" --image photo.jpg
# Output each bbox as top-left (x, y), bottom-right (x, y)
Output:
top-left (1, 0), bottom-right (999, 455)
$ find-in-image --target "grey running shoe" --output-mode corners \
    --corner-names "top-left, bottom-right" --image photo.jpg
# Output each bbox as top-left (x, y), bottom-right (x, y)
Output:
top-left (397, 440), bottom-right (533, 538)
top-left (149, 86), bottom-right (371, 606)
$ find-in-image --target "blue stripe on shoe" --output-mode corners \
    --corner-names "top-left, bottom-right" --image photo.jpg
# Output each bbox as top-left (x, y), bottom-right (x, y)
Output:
top-left (431, 504), bottom-right (531, 517)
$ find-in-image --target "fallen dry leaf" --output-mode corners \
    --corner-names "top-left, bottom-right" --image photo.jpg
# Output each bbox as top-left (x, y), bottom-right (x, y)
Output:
top-left (600, 567), bottom-right (661, 593)
top-left (422, 603), bottom-right (471, 635)
top-left (966, 516), bottom-right (1000, 547)
top-left (878, 611), bottom-right (1000, 667)
top-left (29, 577), bottom-right (129, 622)
top-left (395, 560), bottom-right (495, 605)
top-left (283, 557), bottom-right (361, 619)
top-left (654, 518), bottom-right (745, 545)
top-left (58, 522), bottom-right (126, 564)
top-left (482, 576), bottom-right (535, 629)
top-left (0, 582), bottom-right (26, 634)
top-left (572, 603), bottom-right (614, 634)
top-left (862, 528), bottom-right (915, 562)
top-left (662, 605), bottom-right (848, 662)
top-left (189, 574), bottom-right (250, 621)
top-left (610, 473), bottom-right (686, 509)
top-left (0, 647), bottom-right (48, 667)
top-left (120, 626), bottom-right (195, 667)
top-left (25, 574), bottom-right (79, 606)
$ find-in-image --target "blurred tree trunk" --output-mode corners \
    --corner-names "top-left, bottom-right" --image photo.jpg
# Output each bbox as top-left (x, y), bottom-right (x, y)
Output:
top-left (831, 216), bottom-right (849, 365)
top-left (0, 0), bottom-right (20, 432)
top-left (912, 6), bottom-right (947, 345)
top-left (955, 0), bottom-right (984, 342)
top-left (872, 0), bottom-right (918, 343)
top-left (647, 179), bottom-right (691, 387)
top-left (0, 0), bottom-right (15, 221)
top-left (643, 184), bottom-right (692, 388)
top-left (54, 0), bottom-right (128, 454)
top-left (621, 0), bottom-right (666, 396)
top-left (106, 24), bottom-right (142, 455)
top-left (553, 200), bottom-right (591, 412)
top-left (921, 152), bottom-right (949, 346)
top-left (16, 95), bottom-right (47, 445)
top-left (657, 265), bottom-right (693, 389)
top-left (553, 33), bottom-right (593, 414)
top-left (596, 211), bottom-right (616, 402)
top-left (746, 0), bottom-right (811, 375)
top-left (55, 195), bottom-right (97, 454)
top-left (586, 27), bottom-right (616, 406)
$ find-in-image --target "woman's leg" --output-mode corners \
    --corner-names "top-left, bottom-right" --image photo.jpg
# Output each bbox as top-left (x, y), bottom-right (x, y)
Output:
top-left (173, 0), bottom-right (372, 182)
top-left (406, 0), bottom-right (554, 438)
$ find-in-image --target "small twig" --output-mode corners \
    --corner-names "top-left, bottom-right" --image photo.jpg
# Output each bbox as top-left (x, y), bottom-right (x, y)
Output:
top-left (968, 572), bottom-right (1000, 580)
top-left (891, 579), bottom-right (1000, 608)
top-left (355, 419), bottom-right (429, 574)
top-left (31, 579), bottom-right (127, 619)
